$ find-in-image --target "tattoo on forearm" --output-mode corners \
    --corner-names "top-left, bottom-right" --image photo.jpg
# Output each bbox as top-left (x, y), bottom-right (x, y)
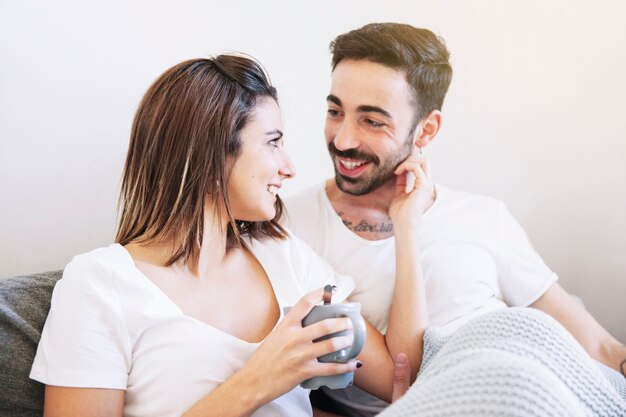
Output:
top-left (339, 213), bottom-right (393, 233)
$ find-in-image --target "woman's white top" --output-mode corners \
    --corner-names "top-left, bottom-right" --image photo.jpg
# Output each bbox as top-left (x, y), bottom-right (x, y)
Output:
top-left (30, 234), bottom-right (355, 417)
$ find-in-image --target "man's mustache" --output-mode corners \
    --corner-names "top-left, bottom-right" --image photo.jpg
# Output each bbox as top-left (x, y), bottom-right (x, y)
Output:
top-left (327, 142), bottom-right (379, 165)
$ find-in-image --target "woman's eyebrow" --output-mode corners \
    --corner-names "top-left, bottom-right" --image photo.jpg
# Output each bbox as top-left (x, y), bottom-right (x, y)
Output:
top-left (265, 130), bottom-right (283, 138)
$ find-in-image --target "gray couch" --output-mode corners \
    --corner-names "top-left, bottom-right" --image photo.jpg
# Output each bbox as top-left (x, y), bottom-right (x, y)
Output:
top-left (0, 271), bottom-right (62, 417)
top-left (1, 270), bottom-right (623, 416)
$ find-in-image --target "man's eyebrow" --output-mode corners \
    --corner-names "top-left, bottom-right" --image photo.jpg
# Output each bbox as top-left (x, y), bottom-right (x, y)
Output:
top-left (327, 95), bottom-right (392, 119)
top-left (357, 105), bottom-right (392, 119)
top-left (327, 94), bottom-right (342, 106)
top-left (265, 129), bottom-right (283, 138)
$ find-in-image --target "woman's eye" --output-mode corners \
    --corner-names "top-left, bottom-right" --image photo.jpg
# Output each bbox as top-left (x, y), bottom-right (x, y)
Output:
top-left (269, 138), bottom-right (281, 148)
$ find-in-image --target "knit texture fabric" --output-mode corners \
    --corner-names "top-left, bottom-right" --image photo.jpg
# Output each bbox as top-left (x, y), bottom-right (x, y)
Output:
top-left (0, 271), bottom-right (63, 417)
top-left (380, 308), bottom-right (626, 417)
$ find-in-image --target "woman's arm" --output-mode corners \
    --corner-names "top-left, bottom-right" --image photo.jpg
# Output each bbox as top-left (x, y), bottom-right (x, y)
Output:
top-left (44, 387), bottom-right (125, 417)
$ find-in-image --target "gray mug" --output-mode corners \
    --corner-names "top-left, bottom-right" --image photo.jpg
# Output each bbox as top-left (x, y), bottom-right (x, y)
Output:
top-left (284, 303), bottom-right (366, 390)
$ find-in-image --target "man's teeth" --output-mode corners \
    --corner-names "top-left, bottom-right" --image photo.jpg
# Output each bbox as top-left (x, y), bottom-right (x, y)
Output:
top-left (340, 160), bottom-right (366, 170)
top-left (267, 185), bottom-right (278, 196)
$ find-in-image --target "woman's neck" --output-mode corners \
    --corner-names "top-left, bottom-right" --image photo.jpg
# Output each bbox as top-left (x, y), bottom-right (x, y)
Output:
top-left (125, 203), bottom-right (232, 278)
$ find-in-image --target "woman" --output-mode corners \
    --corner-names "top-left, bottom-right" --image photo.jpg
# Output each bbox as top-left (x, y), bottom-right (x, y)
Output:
top-left (30, 55), bottom-right (433, 417)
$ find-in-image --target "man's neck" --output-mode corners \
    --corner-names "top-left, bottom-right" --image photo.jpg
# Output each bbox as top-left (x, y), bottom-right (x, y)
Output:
top-left (325, 178), bottom-right (396, 240)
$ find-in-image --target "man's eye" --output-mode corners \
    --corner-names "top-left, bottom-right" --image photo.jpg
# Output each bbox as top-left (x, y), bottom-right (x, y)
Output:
top-left (327, 109), bottom-right (340, 117)
top-left (366, 119), bottom-right (384, 128)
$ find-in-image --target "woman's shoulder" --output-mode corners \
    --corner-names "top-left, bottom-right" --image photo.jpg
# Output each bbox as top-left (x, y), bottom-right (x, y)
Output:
top-left (245, 229), bottom-right (308, 258)
top-left (69, 242), bottom-right (125, 261)
top-left (246, 231), bottom-right (355, 300)
top-left (61, 243), bottom-right (133, 290)
top-left (245, 230), bottom-right (331, 279)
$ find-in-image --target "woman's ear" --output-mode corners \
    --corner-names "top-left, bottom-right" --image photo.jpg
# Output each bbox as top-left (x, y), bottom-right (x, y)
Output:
top-left (413, 110), bottom-right (442, 149)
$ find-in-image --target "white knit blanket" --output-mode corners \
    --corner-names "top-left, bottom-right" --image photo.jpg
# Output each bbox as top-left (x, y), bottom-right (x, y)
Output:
top-left (380, 308), bottom-right (626, 417)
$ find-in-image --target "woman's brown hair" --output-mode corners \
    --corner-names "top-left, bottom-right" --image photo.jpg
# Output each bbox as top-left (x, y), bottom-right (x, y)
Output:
top-left (116, 55), bottom-right (287, 267)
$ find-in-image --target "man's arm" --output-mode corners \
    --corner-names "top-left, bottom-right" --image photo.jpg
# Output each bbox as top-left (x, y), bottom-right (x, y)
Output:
top-left (391, 353), bottom-right (411, 402)
top-left (531, 282), bottom-right (626, 372)
top-left (312, 409), bottom-right (342, 417)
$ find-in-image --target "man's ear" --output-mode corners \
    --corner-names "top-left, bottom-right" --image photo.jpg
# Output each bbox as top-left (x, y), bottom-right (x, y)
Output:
top-left (413, 110), bottom-right (442, 149)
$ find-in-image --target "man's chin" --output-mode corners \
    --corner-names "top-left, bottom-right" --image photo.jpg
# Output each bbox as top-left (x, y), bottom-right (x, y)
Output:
top-left (335, 170), bottom-right (397, 196)
top-left (335, 175), bottom-right (374, 196)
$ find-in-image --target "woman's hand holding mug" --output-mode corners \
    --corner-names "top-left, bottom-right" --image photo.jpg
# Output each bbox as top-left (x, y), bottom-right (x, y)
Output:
top-left (237, 288), bottom-right (364, 405)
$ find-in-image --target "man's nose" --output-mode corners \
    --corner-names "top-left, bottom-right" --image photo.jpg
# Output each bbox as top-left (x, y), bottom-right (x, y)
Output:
top-left (333, 120), bottom-right (361, 151)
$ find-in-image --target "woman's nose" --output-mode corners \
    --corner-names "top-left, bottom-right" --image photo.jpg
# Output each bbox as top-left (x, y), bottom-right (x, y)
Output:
top-left (279, 152), bottom-right (296, 179)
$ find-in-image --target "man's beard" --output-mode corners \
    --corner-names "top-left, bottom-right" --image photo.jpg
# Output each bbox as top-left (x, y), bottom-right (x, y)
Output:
top-left (327, 139), bottom-right (413, 196)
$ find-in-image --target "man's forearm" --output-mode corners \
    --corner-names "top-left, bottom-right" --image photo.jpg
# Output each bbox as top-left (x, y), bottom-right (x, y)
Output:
top-left (312, 408), bottom-right (343, 417)
top-left (531, 283), bottom-right (626, 371)
top-left (387, 224), bottom-right (429, 381)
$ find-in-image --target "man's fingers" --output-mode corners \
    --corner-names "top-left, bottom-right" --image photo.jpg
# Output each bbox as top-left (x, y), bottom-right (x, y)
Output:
top-left (396, 161), bottom-right (429, 193)
top-left (404, 171), bottom-right (416, 194)
top-left (391, 353), bottom-right (411, 403)
top-left (395, 157), bottom-right (430, 179)
top-left (419, 158), bottom-right (431, 180)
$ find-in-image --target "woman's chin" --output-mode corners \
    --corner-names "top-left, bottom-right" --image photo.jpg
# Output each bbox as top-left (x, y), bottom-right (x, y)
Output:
top-left (236, 209), bottom-right (276, 224)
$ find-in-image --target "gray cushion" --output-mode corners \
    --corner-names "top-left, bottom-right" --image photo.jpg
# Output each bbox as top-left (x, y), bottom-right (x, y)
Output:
top-left (0, 271), bottom-right (62, 417)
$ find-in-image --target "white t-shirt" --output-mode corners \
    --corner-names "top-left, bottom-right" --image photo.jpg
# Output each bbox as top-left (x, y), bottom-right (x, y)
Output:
top-left (284, 182), bottom-right (557, 336)
top-left (30, 234), bottom-right (355, 417)
top-left (284, 183), bottom-right (558, 414)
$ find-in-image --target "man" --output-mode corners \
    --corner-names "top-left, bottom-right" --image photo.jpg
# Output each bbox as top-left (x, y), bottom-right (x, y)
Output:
top-left (284, 23), bottom-right (626, 416)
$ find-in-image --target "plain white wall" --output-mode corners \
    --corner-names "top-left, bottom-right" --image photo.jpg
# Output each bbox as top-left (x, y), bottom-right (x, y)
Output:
top-left (1, 0), bottom-right (624, 340)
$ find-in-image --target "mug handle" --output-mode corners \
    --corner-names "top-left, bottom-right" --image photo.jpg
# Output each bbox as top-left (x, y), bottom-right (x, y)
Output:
top-left (335, 307), bottom-right (366, 362)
